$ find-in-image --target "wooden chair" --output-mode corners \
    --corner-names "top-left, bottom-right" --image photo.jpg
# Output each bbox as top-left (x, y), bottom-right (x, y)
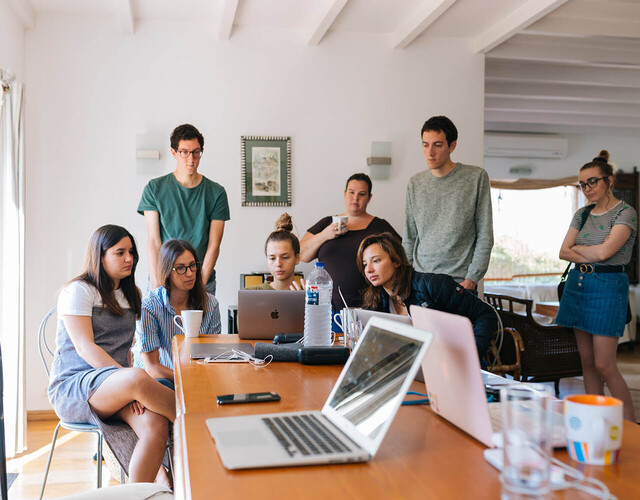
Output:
top-left (484, 293), bottom-right (582, 395)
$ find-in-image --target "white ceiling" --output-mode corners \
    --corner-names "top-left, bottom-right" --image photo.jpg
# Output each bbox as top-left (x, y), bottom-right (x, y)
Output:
top-left (8, 0), bottom-right (640, 136)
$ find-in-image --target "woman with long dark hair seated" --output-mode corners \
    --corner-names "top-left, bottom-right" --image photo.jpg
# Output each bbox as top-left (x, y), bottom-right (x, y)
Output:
top-left (48, 225), bottom-right (175, 484)
top-left (134, 239), bottom-right (221, 384)
top-left (356, 232), bottom-right (497, 359)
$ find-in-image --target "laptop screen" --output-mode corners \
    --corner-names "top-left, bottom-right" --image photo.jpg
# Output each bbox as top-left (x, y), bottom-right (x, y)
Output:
top-left (327, 325), bottom-right (424, 440)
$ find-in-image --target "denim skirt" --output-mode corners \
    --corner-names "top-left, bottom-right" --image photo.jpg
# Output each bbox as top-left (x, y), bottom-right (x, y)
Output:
top-left (556, 268), bottom-right (628, 337)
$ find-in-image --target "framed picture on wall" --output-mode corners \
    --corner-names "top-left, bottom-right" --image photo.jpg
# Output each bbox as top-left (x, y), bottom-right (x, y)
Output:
top-left (241, 136), bottom-right (291, 207)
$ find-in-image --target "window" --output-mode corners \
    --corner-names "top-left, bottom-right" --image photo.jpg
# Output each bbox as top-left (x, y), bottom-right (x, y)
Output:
top-left (486, 186), bottom-right (582, 284)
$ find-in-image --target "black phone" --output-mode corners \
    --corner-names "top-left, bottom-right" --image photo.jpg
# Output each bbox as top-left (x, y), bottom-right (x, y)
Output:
top-left (216, 391), bottom-right (281, 405)
top-left (272, 333), bottom-right (304, 344)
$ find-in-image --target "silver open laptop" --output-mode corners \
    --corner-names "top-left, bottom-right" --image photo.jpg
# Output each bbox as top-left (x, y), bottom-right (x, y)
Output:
top-left (237, 290), bottom-right (305, 340)
top-left (206, 317), bottom-right (433, 469)
top-left (352, 308), bottom-right (412, 328)
top-left (410, 306), bottom-right (565, 448)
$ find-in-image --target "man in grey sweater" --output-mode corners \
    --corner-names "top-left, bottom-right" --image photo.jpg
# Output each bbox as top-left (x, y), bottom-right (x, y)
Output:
top-left (403, 116), bottom-right (493, 292)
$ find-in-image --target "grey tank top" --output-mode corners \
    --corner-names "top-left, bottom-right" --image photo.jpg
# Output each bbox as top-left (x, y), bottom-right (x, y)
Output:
top-left (50, 307), bottom-right (136, 385)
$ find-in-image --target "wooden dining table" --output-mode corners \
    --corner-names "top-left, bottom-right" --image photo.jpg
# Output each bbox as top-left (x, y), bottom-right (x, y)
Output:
top-left (172, 334), bottom-right (640, 499)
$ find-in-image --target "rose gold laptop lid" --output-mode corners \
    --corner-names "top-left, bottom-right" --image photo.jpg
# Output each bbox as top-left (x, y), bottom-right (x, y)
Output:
top-left (410, 305), bottom-right (495, 447)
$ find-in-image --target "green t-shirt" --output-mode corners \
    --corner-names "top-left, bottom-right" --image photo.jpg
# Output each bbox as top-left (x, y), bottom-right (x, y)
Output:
top-left (138, 173), bottom-right (230, 283)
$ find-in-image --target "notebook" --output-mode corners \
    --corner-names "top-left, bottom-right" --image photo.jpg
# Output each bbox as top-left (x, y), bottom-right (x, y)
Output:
top-left (237, 290), bottom-right (305, 340)
top-left (410, 306), bottom-right (565, 448)
top-left (206, 317), bottom-right (433, 469)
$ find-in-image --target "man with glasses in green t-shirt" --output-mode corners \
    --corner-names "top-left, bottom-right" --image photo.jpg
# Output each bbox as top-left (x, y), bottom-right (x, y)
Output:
top-left (138, 124), bottom-right (230, 295)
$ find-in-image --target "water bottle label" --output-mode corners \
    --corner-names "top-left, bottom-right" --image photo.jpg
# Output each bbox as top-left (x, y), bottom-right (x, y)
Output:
top-left (306, 286), bottom-right (319, 305)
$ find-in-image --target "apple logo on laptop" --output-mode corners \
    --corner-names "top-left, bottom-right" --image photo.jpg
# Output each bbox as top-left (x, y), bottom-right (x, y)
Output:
top-left (271, 309), bottom-right (279, 320)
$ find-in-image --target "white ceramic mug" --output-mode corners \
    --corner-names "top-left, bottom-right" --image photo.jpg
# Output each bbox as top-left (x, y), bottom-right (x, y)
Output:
top-left (332, 215), bottom-right (348, 233)
top-left (564, 394), bottom-right (623, 465)
top-left (173, 310), bottom-right (203, 338)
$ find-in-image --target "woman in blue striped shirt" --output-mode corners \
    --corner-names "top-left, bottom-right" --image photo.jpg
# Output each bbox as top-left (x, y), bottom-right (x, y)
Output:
top-left (134, 239), bottom-right (221, 384)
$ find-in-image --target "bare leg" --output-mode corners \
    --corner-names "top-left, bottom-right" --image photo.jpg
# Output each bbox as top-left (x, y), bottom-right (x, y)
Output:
top-left (88, 367), bottom-right (176, 422)
top-left (592, 335), bottom-right (637, 422)
top-left (574, 329), bottom-right (604, 395)
top-left (117, 407), bottom-right (169, 483)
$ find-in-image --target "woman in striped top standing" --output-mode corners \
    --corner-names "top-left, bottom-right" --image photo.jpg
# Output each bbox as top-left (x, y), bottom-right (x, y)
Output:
top-left (134, 239), bottom-right (221, 386)
top-left (557, 151), bottom-right (636, 421)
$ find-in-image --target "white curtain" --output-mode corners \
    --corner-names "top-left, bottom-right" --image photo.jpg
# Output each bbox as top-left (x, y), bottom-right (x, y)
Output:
top-left (0, 70), bottom-right (26, 458)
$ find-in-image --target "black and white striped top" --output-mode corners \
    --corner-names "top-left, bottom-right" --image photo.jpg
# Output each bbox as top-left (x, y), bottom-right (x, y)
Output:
top-left (570, 201), bottom-right (637, 266)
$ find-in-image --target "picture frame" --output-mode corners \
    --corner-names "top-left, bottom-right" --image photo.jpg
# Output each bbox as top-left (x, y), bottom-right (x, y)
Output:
top-left (241, 136), bottom-right (291, 207)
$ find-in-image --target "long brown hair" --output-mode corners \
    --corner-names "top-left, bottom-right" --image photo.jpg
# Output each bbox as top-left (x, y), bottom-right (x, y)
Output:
top-left (264, 213), bottom-right (300, 255)
top-left (356, 232), bottom-right (412, 310)
top-left (158, 239), bottom-right (207, 311)
top-left (73, 225), bottom-right (142, 318)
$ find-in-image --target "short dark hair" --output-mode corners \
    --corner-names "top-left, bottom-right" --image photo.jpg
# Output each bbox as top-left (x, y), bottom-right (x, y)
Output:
top-left (345, 173), bottom-right (372, 195)
top-left (421, 116), bottom-right (458, 146)
top-left (170, 124), bottom-right (204, 150)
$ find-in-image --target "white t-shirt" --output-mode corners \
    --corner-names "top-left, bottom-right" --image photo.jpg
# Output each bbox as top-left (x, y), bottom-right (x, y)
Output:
top-left (57, 280), bottom-right (131, 316)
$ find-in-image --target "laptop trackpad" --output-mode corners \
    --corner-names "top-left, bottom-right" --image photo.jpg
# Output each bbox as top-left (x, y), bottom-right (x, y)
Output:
top-left (216, 428), bottom-right (269, 447)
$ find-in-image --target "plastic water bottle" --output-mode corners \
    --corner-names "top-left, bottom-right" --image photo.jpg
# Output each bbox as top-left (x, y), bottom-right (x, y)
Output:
top-left (304, 262), bottom-right (333, 346)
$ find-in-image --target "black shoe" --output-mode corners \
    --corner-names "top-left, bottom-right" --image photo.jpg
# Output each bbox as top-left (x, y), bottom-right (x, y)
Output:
top-left (93, 453), bottom-right (104, 462)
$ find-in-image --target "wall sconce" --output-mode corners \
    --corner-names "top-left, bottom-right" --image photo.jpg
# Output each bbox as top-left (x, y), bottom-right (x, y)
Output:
top-left (367, 141), bottom-right (391, 180)
top-left (136, 134), bottom-right (163, 174)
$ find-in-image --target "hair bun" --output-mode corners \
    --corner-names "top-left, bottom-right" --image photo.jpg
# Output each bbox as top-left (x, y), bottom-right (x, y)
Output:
top-left (593, 149), bottom-right (610, 163)
top-left (274, 212), bottom-right (293, 232)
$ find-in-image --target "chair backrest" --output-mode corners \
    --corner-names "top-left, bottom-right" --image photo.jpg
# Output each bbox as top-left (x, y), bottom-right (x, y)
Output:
top-left (37, 307), bottom-right (57, 378)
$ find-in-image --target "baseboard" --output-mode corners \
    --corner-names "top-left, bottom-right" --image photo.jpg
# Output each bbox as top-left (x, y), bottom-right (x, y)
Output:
top-left (27, 410), bottom-right (58, 421)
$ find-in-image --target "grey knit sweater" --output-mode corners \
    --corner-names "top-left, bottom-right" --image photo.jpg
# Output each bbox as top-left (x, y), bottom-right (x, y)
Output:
top-left (402, 163), bottom-right (494, 283)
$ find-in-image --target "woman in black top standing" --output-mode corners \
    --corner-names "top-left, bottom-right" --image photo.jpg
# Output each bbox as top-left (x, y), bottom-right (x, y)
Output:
top-left (300, 173), bottom-right (400, 319)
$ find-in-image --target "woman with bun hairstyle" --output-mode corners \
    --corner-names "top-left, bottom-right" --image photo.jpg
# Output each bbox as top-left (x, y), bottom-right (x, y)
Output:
top-left (48, 225), bottom-right (174, 484)
top-left (557, 150), bottom-right (636, 421)
top-left (134, 239), bottom-right (221, 386)
top-left (247, 213), bottom-right (301, 290)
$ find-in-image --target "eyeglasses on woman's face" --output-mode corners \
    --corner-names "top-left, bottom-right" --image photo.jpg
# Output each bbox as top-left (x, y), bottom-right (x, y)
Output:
top-left (578, 176), bottom-right (609, 190)
top-left (172, 262), bottom-right (200, 275)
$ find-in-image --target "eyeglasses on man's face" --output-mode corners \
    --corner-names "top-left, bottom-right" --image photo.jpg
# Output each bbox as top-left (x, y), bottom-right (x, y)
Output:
top-left (177, 148), bottom-right (203, 159)
top-left (172, 262), bottom-right (200, 275)
top-left (578, 176), bottom-right (609, 190)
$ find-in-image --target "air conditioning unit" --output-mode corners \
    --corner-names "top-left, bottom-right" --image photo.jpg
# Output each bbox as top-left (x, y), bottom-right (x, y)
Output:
top-left (484, 133), bottom-right (568, 159)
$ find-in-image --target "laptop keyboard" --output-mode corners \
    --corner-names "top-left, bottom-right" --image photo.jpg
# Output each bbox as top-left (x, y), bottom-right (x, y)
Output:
top-left (262, 414), bottom-right (352, 457)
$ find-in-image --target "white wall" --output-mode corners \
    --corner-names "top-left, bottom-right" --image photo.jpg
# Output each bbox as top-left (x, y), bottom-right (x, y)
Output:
top-left (24, 16), bottom-right (485, 410)
top-left (484, 134), bottom-right (640, 179)
top-left (0, 1), bottom-right (25, 80)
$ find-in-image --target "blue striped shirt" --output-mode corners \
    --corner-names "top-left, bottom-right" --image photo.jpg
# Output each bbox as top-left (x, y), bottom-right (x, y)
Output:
top-left (133, 286), bottom-right (221, 370)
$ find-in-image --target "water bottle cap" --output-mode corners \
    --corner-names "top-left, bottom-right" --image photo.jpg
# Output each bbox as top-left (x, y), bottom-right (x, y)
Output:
top-left (315, 262), bottom-right (325, 268)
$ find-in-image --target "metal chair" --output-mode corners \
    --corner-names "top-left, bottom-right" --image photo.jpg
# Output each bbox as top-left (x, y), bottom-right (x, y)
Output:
top-left (38, 306), bottom-right (107, 499)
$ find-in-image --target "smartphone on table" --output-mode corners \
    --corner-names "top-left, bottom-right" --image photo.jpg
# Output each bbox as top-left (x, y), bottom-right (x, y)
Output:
top-left (216, 392), bottom-right (281, 405)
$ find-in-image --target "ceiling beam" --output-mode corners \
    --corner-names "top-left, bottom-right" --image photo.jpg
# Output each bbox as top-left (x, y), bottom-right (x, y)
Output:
top-left (485, 121), bottom-right (640, 137)
top-left (5, 0), bottom-right (35, 30)
top-left (216, 0), bottom-right (240, 41)
top-left (485, 96), bottom-right (640, 118)
top-left (389, 0), bottom-right (458, 50)
top-left (485, 109), bottom-right (640, 129)
top-left (486, 80), bottom-right (640, 104)
top-left (486, 60), bottom-right (640, 89)
top-left (118, 0), bottom-right (135, 35)
top-left (474, 0), bottom-right (569, 54)
top-left (527, 16), bottom-right (640, 40)
top-left (307, 0), bottom-right (350, 46)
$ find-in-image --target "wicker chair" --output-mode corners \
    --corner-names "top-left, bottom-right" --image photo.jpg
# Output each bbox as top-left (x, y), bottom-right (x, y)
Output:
top-left (484, 293), bottom-right (582, 395)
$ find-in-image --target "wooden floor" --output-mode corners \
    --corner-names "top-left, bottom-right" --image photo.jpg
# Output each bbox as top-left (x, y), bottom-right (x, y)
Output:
top-left (7, 347), bottom-right (640, 499)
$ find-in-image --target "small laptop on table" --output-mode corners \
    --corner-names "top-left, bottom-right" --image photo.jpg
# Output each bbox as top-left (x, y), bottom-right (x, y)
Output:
top-left (237, 290), bottom-right (305, 340)
top-left (206, 317), bottom-right (433, 469)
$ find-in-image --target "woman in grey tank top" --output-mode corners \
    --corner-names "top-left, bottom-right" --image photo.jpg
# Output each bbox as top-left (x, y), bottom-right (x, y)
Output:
top-left (557, 152), bottom-right (636, 422)
top-left (48, 225), bottom-right (176, 484)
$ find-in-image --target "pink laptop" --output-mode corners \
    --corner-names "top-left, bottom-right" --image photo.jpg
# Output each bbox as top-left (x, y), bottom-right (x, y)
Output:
top-left (410, 305), bottom-right (565, 448)
top-left (410, 305), bottom-right (496, 447)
